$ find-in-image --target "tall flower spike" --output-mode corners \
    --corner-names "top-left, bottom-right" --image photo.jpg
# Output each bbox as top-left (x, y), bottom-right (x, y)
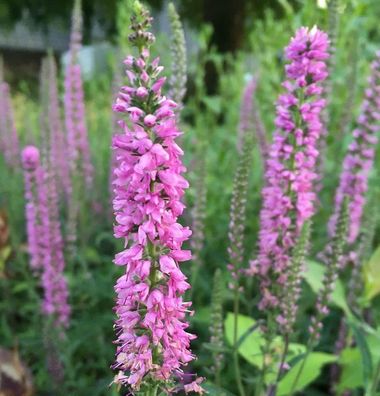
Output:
top-left (0, 82), bottom-right (20, 168)
top-left (309, 198), bottom-right (349, 342)
top-left (47, 54), bottom-right (71, 198)
top-left (228, 105), bottom-right (254, 284)
top-left (64, 0), bottom-right (93, 250)
top-left (347, 183), bottom-right (379, 314)
top-left (280, 221), bottom-right (311, 334)
top-left (64, 0), bottom-right (93, 189)
top-left (316, 0), bottom-right (340, 188)
top-left (168, 2), bottom-right (187, 112)
top-left (39, 57), bottom-right (50, 164)
top-left (338, 36), bottom-right (358, 138)
top-left (208, 269), bottom-right (225, 387)
top-left (22, 146), bottom-right (44, 271)
top-left (42, 164), bottom-right (71, 329)
top-left (328, 51), bottom-right (380, 247)
top-left (237, 76), bottom-right (267, 162)
top-left (111, 2), bottom-right (202, 392)
top-left (250, 27), bottom-right (329, 329)
top-left (189, 145), bottom-right (207, 290)
top-left (21, 146), bottom-right (70, 328)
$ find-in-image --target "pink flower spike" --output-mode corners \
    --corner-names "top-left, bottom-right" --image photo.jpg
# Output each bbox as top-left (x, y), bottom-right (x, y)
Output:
top-left (252, 26), bottom-right (329, 334)
top-left (110, 4), bottom-right (201, 392)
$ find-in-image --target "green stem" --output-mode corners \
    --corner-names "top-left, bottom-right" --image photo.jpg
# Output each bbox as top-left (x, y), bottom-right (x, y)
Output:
top-left (233, 285), bottom-right (246, 396)
top-left (288, 343), bottom-right (313, 396)
top-left (267, 334), bottom-right (290, 396)
top-left (255, 316), bottom-right (276, 396)
top-left (369, 361), bottom-right (380, 396)
top-left (146, 384), bottom-right (159, 396)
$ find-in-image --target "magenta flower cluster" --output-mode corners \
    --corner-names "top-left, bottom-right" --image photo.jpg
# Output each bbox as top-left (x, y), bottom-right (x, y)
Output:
top-left (328, 51), bottom-right (380, 246)
top-left (250, 27), bottom-right (329, 315)
top-left (22, 146), bottom-right (70, 328)
top-left (111, 40), bottom-right (201, 391)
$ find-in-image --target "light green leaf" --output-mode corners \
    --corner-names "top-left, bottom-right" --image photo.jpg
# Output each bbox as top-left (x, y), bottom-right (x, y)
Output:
top-left (224, 313), bottom-right (264, 368)
top-left (202, 96), bottom-right (222, 114)
top-left (367, 328), bottom-right (380, 362)
top-left (277, 352), bottom-right (337, 395)
top-left (192, 306), bottom-right (211, 323)
top-left (363, 245), bottom-right (380, 302)
top-left (337, 348), bottom-right (363, 392)
top-left (305, 260), bottom-right (351, 316)
top-left (1, 245), bottom-right (11, 262)
top-left (350, 321), bottom-right (373, 387)
top-left (224, 313), bottom-right (306, 371)
top-left (202, 382), bottom-right (235, 396)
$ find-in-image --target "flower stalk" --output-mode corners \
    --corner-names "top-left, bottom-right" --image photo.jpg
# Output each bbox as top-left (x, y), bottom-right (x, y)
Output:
top-left (111, 2), bottom-right (202, 392)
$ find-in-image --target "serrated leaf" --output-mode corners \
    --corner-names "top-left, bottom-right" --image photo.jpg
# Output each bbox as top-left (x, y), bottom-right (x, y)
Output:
top-left (277, 352), bottom-right (337, 395)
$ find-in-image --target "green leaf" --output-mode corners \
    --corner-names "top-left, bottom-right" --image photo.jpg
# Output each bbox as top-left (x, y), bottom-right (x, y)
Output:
top-left (367, 328), bottom-right (380, 363)
top-left (224, 312), bottom-right (265, 368)
top-left (191, 306), bottom-right (210, 323)
top-left (224, 313), bottom-right (306, 371)
top-left (277, 352), bottom-right (337, 395)
top-left (363, 245), bottom-right (380, 302)
top-left (337, 348), bottom-right (363, 392)
top-left (305, 260), bottom-right (351, 316)
top-left (12, 282), bottom-right (29, 293)
top-left (202, 382), bottom-right (235, 396)
top-left (350, 321), bottom-right (373, 387)
top-left (1, 245), bottom-right (11, 262)
top-left (202, 96), bottom-right (222, 114)
top-left (84, 247), bottom-right (102, 264)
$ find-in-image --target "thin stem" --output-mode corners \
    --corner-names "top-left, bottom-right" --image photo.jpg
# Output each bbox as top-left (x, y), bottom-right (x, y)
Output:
top-left (233, 285), bottom-right (246, 396)
top-left (369, 361), bottom-right (380, 396)
top-left (267, 334), bottom-right (290, 396)
top-left (288, 343), bottom-right (313, 396)
top-left (255, 318), bottom-right (275, 396)
top-left (146, 384), bottom-right (159, 396)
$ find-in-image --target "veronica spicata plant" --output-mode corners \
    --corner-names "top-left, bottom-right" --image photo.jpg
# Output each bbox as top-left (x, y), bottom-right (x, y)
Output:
top-left (21, 146), bottom-right (70, 328)
top-left (250, 27), bottom-right (329, 333)
top-left (111, 2), bottom-right (203, 394)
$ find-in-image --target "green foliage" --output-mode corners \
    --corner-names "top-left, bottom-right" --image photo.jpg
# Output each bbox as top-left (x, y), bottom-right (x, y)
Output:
top-left (277, 353), bottom-right (337, 395)
top-left (305, 260), bottom-right (351, 316)
top-left (224, 313), bottom-right (305, 373)
top-left (337, 348), bottom-right (363, 393)
top-left (363, 245), bottom-right (380, 303)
